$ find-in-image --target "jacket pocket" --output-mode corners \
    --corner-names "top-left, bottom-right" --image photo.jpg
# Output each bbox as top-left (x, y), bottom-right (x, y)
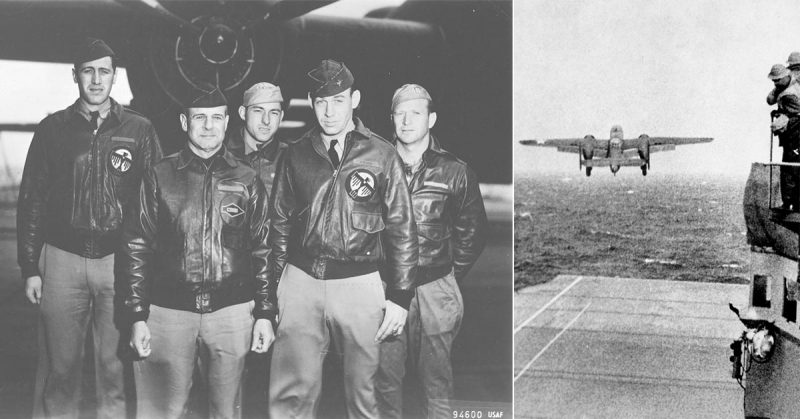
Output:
top-left (417, 222), bottom-right (451, 264)
top-left (347, 211), bottom-right (385, 257)
top-left (222, 225), bottom-right (248, 249)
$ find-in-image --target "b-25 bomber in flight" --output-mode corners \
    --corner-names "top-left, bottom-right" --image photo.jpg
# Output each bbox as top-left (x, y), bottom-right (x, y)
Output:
top-left (519, 125), bottom-right (713, 176)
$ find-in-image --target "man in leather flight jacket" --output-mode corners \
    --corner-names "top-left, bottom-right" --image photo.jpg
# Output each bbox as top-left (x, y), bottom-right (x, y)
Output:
top-left (224, 81), bottom-right (286, 416)
top-left (376, 84), bottom-right (488, 419)
top-left (118, 89), bottom-right (273, 418)
top-left (16, 38), bottom-right (162, 419)
top-left (268, 60), bottom-right (419, 419)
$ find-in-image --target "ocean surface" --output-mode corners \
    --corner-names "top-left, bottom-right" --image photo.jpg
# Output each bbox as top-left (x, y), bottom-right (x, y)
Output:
top-left (515, 172), bottom-right (751, 289)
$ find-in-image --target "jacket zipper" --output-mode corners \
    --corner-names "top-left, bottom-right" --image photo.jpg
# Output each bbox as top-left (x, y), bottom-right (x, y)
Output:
top-left (201, 162), bottom-right (213, 304)
top-left (89, 122), bottom-right (101, 253)
top-left (319, 134), bottom-right (350, 265)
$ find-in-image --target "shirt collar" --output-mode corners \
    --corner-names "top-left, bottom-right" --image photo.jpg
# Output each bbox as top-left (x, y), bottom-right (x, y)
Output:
top-left (69, 97), bottom-right (123, 126)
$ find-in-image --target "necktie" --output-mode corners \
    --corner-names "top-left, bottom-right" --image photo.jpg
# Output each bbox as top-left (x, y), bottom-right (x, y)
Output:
top-left (328, 139), bottom-right (340, 167)
top-left (89, 111), bottom-right (100, 132)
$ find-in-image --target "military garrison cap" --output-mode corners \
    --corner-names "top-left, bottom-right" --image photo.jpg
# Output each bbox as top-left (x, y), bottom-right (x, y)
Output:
top-left (243, 82), bottom-right (283, 106)
top-left (73, 38), bottom-right (115, 67)
top-left (187, 88), bottom-right (228, 108)
top-left (769, 64), bottom-right (790, 80)
top-left (391, 84), bottom-right (432, 110)
top-left (307, 59), bottom-right (354, 98)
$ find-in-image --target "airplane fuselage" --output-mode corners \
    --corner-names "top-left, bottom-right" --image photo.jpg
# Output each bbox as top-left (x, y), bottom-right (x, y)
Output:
top-left (608, 125), bottom-right (625, 173)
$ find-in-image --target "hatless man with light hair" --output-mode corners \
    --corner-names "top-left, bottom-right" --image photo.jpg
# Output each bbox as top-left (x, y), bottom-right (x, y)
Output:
top-left (377, 84), bottom-right (487, 419)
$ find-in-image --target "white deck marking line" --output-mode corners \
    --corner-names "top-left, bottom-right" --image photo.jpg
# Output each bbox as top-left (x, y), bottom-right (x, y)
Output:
top-left (513, 301), bottom-right (591, 383)
top-left (514, 275), bottom-right (584, 335)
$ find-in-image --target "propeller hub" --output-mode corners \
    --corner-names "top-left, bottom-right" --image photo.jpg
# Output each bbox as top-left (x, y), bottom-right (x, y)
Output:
top-left (199, 23), bottom-right (238, 64)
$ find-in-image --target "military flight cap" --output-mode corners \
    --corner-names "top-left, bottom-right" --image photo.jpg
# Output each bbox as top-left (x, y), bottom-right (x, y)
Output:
top-left (769, 64), bottom-right (790, 80)
top-left (391, 83), bottom-right (432, 110)
top-left (73, 37), bottom-right (115, 67)
top-left (187, 88), bottom-right (228, 108)
top-left (307, 59), bottom-right (354, 98)
top-left (788, 52), bottom-right (800, 68)
top-left (243, 82), bottom-right (283, 106)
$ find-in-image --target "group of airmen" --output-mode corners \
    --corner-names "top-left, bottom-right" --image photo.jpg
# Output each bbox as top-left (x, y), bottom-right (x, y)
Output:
top-left (768, 52), bottom-right (800, 210)
top-left (17, 38), bottom-right (487, 419)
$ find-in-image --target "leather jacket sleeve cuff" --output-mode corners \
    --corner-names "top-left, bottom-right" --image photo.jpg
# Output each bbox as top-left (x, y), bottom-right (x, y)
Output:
top-left (129, 309), bottom-right (149, 324)
top-left (386, 288), bottom-right (414, 310)
top-left (20, 264), bottom-right (40, 280)
top-left (253, 308), bottom-right (277, 322)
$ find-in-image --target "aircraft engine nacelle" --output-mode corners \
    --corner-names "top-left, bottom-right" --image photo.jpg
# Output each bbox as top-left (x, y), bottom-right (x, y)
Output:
top-left (582, 135), bottom-right (596, 160)
top-left (638, 134), bottom-right (650, 165)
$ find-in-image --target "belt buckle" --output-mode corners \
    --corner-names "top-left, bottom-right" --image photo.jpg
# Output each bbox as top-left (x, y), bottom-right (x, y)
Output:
top-left (196, 292), bottom-right (211, 312)
top-left (312, 258), bottom-right (326, 279)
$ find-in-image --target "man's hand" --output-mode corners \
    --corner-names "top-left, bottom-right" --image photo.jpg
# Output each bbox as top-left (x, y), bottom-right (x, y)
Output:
top-left (772, 114), bottom-right (789, 133)
top-left (25, 276), bottom-right (42, 304)
top-left (251, 319), bottom-right (275, 353)
top-left (130, 321), bottom-right (152, 358)
top-left (375, 300), bottom-right (408, 342)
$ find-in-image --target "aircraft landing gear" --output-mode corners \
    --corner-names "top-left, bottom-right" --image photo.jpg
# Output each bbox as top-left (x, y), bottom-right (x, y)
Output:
top-left (641, 165), bottom-right (648, 176)
top-left (585, 167), bottom-right (592, 177)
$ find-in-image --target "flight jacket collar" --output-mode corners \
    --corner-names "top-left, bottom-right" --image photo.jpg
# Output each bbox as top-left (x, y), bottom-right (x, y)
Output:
top-left (67, 97), bottom-right (124, 129)
top-left (228, 127), bottom-right (282, 162)
top-left (176, 144), bottom-right (238, 171)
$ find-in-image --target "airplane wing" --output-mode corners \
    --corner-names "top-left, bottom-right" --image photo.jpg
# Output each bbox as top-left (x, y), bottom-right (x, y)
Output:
top-left (621, 136), bottom-right (712, 154)
top-left (647, 137), bottom-right (714, 146)
top-left (645, 137), bottom-right (712, 154)
top-left (519, 138), bottom-right (610, 155)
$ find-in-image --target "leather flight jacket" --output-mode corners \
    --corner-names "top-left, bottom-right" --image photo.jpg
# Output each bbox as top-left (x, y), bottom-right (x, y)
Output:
top-left (17, 98), bottom-right (162, 279)
top-left (269, 118), bottom-right (419, 309)
top-left (403, 135), bottom-right (488, 285)
top-left (225, 127), bottom-right (285, 193)
top-left (118, 146), bottom-right (272, 322)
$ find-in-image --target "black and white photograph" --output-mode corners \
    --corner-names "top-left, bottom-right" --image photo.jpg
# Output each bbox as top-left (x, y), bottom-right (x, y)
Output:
top-left (0, 1), bottom-right (512, 418)
top-left (515, 1), bottom-right (800, 417)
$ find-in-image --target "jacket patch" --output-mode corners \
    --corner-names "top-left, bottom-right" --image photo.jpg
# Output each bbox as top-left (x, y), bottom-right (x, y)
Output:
top-left (222, 203), bottom-right (245, 218)
top-left (220, 192), bottom-right (247, 227)
top-left (109, 146), bottom-right (134, 174)
top-left (111, 136), bottom-right (136, 143)
top-left (346, 169), bottom-right (376, 201)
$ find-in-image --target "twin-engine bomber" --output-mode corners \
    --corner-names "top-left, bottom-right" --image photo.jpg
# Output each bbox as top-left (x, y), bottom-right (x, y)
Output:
top-left (519, 125), bottom-right (713, 176)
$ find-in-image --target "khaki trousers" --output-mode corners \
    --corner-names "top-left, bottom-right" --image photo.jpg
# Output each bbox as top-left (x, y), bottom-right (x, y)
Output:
top-left (376, 271), bottom-right (464, 419)
top-left (269, 264), bottom-right (385, 419)
top-left (34, 243), bottom-right (125, 419)
top-left (133, 302), bottom-right (253, 419)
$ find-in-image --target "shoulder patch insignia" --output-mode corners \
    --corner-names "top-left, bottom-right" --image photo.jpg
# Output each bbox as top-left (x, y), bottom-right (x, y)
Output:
top-left (109, 146), bottom-right (134, 174)
top-left (345, 169), bottom-right (377, 201)
top-left (220, 193), bottom-right (247, 227)
top-left (222, 203), bottom-right (245, 218)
